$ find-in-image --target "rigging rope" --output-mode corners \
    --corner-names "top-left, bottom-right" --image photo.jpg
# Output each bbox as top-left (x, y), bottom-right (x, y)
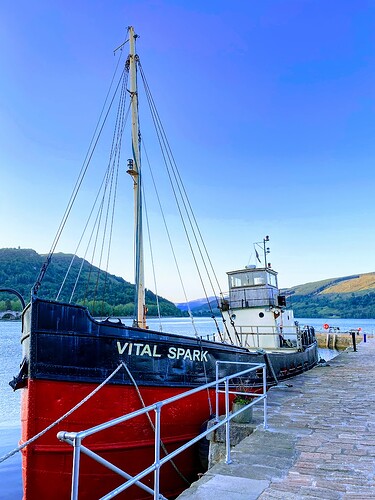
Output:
top-left (138, 61), bottom-right (227, 342)
top-left (64, 78), bottom-right (130, 308)
top-left (141, 140), bottom-right (198, 336)
top-left (121, 362), bottom-right (191, 485)
top-left (0, 363), bottom-right (124, 464)
top-left (33, 45), bottom-right (128, 298)
top-left (142, 180), bottom-right (162, 329)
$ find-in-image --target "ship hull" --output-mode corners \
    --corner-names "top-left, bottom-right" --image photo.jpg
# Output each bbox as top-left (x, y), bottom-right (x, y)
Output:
top-left (17, 298), bottom-right (319, 499)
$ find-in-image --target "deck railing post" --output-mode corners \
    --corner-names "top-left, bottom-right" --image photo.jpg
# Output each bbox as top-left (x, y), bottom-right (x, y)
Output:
top-left (215, 363), bottom-right (219, 422)
top-left (71, 435), bottom-right (81, 500)
top-left (263, 364), bottom-right (268, 429)
top-left (154, 404), bottom-right (162, 500)
top-left (224, 377), bottom-right (232, 464)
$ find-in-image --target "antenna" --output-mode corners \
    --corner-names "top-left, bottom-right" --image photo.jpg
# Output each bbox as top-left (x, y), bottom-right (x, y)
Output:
top-left (254, 235), bottom-right (270, 268)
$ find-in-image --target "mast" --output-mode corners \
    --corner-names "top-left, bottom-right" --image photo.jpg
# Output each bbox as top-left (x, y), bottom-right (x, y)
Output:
top-left (127, 26), bottom-right (146, 329)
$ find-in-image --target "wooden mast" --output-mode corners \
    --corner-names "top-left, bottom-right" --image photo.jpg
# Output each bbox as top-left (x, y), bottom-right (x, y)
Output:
top-left (127, 26), bottom-right (146, 329)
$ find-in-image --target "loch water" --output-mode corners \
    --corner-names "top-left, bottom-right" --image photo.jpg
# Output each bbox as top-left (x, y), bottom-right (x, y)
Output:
top-left (1, 316), bottom-right (374, 498)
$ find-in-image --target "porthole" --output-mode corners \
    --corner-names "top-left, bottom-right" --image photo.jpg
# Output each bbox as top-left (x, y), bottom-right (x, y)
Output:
top-left (259, 312), bottom-right (264, 318)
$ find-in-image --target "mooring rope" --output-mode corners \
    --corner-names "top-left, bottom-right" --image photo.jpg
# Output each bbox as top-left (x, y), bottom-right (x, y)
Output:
top-left (121, 362), bottom-right (191, 485)
top-left (0, 363), bottom-right (124, 464)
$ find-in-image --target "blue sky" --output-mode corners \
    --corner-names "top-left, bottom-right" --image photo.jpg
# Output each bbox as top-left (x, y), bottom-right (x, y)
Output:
top-left (1, 1), bottom-right (374, 302)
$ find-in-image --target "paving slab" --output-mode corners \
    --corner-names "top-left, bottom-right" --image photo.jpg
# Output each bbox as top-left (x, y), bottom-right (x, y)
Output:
top-left (177, 339), bottom-right (375, 499)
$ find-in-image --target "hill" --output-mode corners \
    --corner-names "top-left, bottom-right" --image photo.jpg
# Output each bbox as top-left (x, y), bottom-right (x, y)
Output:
top-left (283, 272), bottom-right (375, 318)
top-left (176, 272), bottom-right (375, 319)
top-left (0, 248), bottom-right (184, 317)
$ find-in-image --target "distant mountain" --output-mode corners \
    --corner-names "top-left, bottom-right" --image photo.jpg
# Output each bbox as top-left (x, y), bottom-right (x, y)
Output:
top-left (175, 272), bottom-right (375, 319)
top-left (175, 296), bottom-right (218, 312)
top-left (0, 248), bottom-right (184, 317)
top-left (175, 296), bottom-right (222, 316)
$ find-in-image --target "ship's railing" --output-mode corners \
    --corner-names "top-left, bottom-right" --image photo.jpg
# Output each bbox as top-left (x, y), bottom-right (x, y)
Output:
top-left (57, 361), bottom-right (267, 500)
top-left (234, 324), bottom-right (302, 349)
top-left (226, 325), bottom-right (316, 350)
top-left (228, 297), bottom-right (279, 309)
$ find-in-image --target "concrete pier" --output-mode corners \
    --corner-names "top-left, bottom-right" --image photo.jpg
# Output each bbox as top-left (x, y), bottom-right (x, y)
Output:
top-left (178, 339), bottom-right (375, 499)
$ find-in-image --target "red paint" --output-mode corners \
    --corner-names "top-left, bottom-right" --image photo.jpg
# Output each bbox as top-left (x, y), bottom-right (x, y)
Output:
top-left (21, 379), bottom-right (224, 499)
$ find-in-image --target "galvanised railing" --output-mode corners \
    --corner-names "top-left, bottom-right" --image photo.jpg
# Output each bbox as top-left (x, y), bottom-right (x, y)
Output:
top-left (58, 361), bottom-right (267, 500)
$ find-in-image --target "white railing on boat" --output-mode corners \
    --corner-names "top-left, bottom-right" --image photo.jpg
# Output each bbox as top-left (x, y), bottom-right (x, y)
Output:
top-left (235, 325), bottom-right (303, 349)
top-left (58, 361), bottom-right (267, 500)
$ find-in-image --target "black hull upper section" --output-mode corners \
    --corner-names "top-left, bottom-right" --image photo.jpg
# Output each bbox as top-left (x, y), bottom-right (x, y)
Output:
top-left (17, 298), bottom-right (319, 390)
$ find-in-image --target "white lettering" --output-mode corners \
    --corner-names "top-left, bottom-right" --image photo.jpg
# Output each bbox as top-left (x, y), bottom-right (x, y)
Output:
top-left (193, 350), bottom-right (200, 361)
top-left (117, 341), bottom-right (128, 354)
top-left (201, 351), bottom-right (208, 362)
top-left (168, 347), bottom-right (177, 359)
top-left (141, 344), bottom-right (152, 357)
top-left (183, 350), bottom-right (192, 360)
top-left (117, 342), bottom-right (208, 362)
top-left (176, 347), bottom-right (185, 359)
top-left (152, 345), bottom-right (162, 357)
top-left (134, 343), bottom-right (143, 355)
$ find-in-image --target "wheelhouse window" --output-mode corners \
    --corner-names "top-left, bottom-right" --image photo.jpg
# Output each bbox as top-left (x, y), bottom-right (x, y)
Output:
top-left (268, 272), bottom-right (277, 287)
top-left (229, 271), bottom-right (266, 288)
top-left (229, 270), bottom-right (278, 289)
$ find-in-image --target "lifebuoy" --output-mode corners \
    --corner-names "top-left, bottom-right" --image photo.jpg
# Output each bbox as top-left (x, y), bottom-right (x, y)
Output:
top-left (323, 323), bottom-right (329, 330)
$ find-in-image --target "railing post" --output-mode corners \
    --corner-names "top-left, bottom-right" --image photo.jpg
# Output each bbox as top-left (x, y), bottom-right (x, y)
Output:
top-left (224, 377), bottom-right (232, 464)
top-left (263, 365), bottom-right (268, 429)
top-left (154, 404), bottom-right (161, 500)
top-left (71, 435), bottom-right (82, 500)
top-left (215, 362), bottom-right (219, 422)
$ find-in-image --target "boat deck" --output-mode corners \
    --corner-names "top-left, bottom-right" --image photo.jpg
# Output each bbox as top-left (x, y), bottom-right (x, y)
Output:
top-left (178, 337), bottom-right (375, 499)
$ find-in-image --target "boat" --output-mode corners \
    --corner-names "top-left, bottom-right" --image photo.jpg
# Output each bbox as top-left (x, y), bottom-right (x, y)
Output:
top-left (9, 27), bottom-right (318, 499)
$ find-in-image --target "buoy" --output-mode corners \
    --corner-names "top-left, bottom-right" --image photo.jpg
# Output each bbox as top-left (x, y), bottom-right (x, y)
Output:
top-left (323, 323), bottom-right (329, 330)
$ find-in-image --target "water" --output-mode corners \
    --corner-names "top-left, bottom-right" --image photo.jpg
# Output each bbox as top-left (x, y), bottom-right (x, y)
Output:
top-left (0, 321), bottom-right (22, 499)
top-left (1, 315), bottom-right (373, 497)
top-left (296, 317), bottom-right (375, 334)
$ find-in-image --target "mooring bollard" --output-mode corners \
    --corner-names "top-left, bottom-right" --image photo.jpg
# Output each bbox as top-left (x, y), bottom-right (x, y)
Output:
top-left (350, 330), bottom-right (357, 351)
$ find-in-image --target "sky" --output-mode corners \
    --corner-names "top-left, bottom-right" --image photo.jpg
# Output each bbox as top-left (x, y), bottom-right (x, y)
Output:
top-left (1, 0), bottom-right (374, 303)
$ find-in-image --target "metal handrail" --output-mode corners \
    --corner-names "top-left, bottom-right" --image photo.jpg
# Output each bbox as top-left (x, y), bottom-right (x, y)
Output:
top-left (58, 361), bottom-right (267, 500)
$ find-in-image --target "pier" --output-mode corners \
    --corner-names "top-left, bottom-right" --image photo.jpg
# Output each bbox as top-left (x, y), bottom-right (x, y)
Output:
top-left (178, 338), bottom-right (375, 499)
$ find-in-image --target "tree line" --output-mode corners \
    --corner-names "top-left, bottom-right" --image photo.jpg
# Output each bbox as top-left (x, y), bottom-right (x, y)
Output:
top-left (0, 248), bottom-right (186, 317)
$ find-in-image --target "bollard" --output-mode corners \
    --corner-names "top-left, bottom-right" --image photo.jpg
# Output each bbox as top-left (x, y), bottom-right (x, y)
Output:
top-left (351, 330), bottom-right (357, 351)
top-left (364, 333), bottom-right (367, 343)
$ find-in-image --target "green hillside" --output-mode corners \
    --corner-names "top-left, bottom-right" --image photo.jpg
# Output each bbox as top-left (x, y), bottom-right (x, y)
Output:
top-left (283, 272), bottom-right (375, 319)
top-left (0, 248), bottom-right (184, 317)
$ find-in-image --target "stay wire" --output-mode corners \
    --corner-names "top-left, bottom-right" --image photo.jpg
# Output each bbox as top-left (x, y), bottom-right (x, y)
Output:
top-left (32, 57), bottom-right (127, 297)
top-left (139, 62), bottom-right (238, 344)
top-left (86, 71), bottom-right (130, 309)
top-left (138, 65), bottom-right (218, 311)
top-left (93, 73), bottom-right (129, 308)
top-left (141, 174), bottom-right (162, 329)
top-left (141, 132), bottom-right (198, 336)
top-left (67, 100), bottom-right (131, 305)
top-left (139, 62), bottom-right (226, 342)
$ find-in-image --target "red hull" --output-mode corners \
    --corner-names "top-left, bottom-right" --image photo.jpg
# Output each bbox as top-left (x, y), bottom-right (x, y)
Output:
top-left (21, 379), bottom-right (220, 499)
